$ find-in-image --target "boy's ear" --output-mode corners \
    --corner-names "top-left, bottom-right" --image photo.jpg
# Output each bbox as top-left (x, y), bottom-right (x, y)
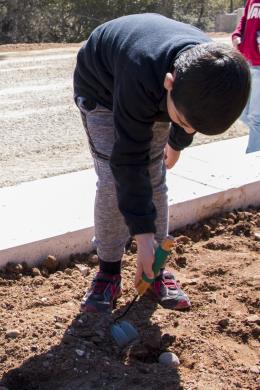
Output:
top-left (164, 72), bottom-right (176, 91)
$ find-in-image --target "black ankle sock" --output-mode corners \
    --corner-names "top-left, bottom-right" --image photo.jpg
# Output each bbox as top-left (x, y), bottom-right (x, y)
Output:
top-left (99, 259), bottom-right (121, 275)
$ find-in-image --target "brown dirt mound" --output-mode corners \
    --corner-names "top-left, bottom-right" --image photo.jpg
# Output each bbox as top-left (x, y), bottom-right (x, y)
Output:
top-left (0, 207), bottom-right (259, 390)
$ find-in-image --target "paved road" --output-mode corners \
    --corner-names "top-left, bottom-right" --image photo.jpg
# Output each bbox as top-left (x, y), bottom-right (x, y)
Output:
top-left (0, 36), bottom-right (247, 188)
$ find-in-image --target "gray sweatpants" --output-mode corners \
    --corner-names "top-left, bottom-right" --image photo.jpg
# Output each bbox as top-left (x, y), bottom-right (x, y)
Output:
top-left (79, 102), bottom-right (170, 263)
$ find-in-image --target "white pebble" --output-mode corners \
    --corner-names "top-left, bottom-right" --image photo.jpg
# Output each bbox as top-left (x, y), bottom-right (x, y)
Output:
top-left (254, 232), bottom-right (260, 241)
top-left (6, 329), bottom-right (20, 339)
top-left (159, 352), bottom-right (180, 367)
top-left (75, 264), bottom-right (90, 276)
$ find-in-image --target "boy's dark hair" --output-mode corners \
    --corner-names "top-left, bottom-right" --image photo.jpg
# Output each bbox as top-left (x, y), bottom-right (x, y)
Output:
top-left (171, 43), bottom-right (251, 135)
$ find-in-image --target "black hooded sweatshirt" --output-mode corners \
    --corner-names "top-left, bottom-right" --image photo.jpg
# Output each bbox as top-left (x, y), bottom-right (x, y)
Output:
top-left (74, 13), bottom-right (210, 236)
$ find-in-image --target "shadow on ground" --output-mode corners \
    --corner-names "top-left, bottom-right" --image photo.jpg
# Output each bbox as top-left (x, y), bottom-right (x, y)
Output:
top-left (1, 294), bottom-right (183, 390)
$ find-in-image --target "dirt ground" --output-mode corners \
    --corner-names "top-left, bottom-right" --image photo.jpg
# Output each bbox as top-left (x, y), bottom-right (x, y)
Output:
top-left (0, 208), bottom-right (259, 390)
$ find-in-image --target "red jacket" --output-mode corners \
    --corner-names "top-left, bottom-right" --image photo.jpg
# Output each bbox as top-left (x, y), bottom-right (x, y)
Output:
top-left (232, 0), bottom-right (260, 66)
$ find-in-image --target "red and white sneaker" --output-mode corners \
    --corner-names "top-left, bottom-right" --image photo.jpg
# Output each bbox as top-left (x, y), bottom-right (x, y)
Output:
top-left (150, 269), bottom-right (191, 310)
top-left (80, 272), bottom-right (122, 313)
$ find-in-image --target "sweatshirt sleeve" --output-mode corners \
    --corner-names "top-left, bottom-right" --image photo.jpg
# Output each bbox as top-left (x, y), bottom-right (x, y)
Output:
top-left (168, 122), bottom-right (194, 151)
top-left (110, 68), bottom-right (158, 236)
top-left (232, 2), bottom-right (249, 39)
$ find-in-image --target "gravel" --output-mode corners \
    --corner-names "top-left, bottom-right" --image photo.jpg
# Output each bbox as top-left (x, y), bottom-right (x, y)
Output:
top-left (0, 36), bottom-right (248, 189)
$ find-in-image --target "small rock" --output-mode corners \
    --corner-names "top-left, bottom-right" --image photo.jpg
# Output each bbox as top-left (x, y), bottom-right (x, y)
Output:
top-left (41, 267), bottom-right (49, 277)
top-left (246, 315), bottom-right (260, 325)
top-left (55, 323), bottom-right (63, 329)
top-left (158, 352), bottom-right (180, 367)
top-left (5, 262), bottom-right (23, 274)
top-left (31, 267), bottom-right (41, 277)
top-left (75, 264), bottom-right (90, 276)
top-left (161, 333), bottom-right (176, 347)
top-left (227, 212), bottom-right (237, 220)
top-left (254, 232), bottom-right (260, 242)
top-left (215, 225), bottom-right (226, 234)
top-left (6, 329), bottom-right (20, 339)
top-left (75, 349), bottom-right (85, 357)
top-left (41, 255), bottom-right (59, 272)
top-left (64, 268), bottom-right (73, 275)
top-left (88, 253), bottom-right (99, 265)
top-left (218, 318), bottom-right (229, 328)
top-left (250, 366), bottom-right (260, 374)
top-left (202, 224), bottom-right (211, 240)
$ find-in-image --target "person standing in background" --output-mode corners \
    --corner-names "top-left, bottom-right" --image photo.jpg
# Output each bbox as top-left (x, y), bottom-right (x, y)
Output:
top-left (232, 0), bottom-right (260, 153)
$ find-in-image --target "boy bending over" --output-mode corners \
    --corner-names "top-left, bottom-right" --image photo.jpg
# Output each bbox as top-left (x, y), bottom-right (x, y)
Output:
top-left (74, 14), bottom-right (250, 313)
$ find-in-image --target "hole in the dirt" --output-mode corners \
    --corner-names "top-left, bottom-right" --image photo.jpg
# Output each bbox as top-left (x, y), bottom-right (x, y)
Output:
top-left (132, 347), bottom-right (162, 364)
top-left (130, 333), bottom-right (177, 364)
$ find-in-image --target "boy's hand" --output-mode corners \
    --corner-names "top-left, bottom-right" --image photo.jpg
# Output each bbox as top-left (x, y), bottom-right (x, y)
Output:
top-left (134, 233), bottom-right (155, 287)
top-left (164, 143), bottom-right (180, 169)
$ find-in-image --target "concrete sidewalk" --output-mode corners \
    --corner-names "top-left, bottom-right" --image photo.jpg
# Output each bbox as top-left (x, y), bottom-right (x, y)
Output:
top-left (1, 136), bottom-right (259, 267)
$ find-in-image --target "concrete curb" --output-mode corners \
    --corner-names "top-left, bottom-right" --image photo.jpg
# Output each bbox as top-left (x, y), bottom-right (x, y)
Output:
top-left (1, 136), bottom-right (259, 268)
top-left (168, 181), bottom-right (260, 233)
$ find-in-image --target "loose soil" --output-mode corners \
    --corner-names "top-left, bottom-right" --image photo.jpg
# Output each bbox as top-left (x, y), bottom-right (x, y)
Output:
top-left (0, 208), bottom-right (259, 390)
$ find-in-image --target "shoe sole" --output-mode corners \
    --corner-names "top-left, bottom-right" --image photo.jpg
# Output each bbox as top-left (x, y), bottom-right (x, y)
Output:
top-left (160, 298), bottom-right (191, 310)
top-left (147, 288), bottom-right (191, 310)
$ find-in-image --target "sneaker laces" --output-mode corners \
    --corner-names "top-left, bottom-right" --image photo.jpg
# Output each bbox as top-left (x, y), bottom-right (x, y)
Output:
top-left (160, 271), bottom-right (179, 290)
